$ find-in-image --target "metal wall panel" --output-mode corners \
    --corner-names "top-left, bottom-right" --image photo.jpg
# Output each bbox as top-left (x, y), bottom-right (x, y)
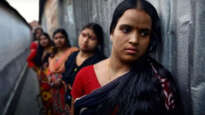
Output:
top-left (60, 0), bottom-right (78, 46)
top-left (148, 0), bottom-right (193, 114)
top-left (191, 0), bottom-right (205, 115)
top-left (41, 0), bottom-right (59, 36)
top-left (0, 3), bottom-right (31, 114)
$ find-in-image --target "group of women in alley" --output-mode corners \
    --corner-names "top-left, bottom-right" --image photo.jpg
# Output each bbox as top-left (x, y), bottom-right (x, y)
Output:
top-left (27, 23), bottom-right (106, 115)
top-left (27, 0), bottom-right (184, 115)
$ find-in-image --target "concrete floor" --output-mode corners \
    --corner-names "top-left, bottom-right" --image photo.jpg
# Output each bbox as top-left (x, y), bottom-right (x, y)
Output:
top-left (14, 68), bottom-right (41, 115)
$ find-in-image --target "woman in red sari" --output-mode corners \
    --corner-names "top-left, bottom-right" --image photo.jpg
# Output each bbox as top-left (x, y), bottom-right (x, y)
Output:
top-left (27, 27), bottom-right (43, 74)
top-left (48, 28), bottom-right (78, 115)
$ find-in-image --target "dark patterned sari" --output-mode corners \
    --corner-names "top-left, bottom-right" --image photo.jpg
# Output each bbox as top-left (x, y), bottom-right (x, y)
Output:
top-left (74, 58), bottom-right (182, 115)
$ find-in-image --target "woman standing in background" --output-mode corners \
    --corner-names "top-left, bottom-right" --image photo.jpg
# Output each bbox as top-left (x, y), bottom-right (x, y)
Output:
top-left (62, 23), bottom-right (106, 107)
top-left (27, 27), bottom-right (43, 72)
top-left (48, 28), bottom-right (78, 115)
top-left (32, 32), bottom-right (54, 115)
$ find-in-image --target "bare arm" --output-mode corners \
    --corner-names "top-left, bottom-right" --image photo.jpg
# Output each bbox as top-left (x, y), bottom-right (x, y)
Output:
top-left (70, 98), bottom-right (75, 115)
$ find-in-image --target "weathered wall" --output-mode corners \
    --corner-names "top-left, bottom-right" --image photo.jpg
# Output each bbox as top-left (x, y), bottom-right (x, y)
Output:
top-left (59, 0), bottom-right (78, 46)
top-left (41, 0), bottom-right (59, 36)
top-left (41, 0), bottom-right (78, 46)
top-left (190, 0), bottom-right (205, 115)
top-left (0, 1), bottom-right (32, 114)
top-left (40, 0), bottom-right (205, 115)
top-left (147, 0), bottom-right (193, 115)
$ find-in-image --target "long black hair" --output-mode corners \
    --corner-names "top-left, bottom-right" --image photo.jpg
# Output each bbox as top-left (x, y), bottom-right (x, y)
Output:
top-left (51, 28), bottom-right (71, 57)
top-left (96, 57), bottom-right (182, 115)
top-left (96, 0), bottom-right (182, 114)
top-left (33, 32), bottom-right (53, 67)
top-left (81, 23), bottom-right (105, 54)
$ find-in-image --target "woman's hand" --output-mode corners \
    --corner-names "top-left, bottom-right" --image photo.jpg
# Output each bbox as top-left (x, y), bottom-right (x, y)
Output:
top-left (70, 98), bottom-right (75, 115)
top-left (68, 84), bottom-right (72, 90)
top-left (54, 78), bottom-right (62, 86)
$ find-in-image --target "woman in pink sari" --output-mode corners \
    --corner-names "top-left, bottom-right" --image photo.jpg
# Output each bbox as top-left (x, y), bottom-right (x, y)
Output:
top-left (48, 28), bottom-right (78, 115)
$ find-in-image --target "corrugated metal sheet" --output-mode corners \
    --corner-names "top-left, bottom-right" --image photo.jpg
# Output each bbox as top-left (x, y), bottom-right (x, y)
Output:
top-left (0, 1), bottom-right (31, 114)
top-left (40, 0), bottom-right (205, 114)
top-left (190, 0), bottom-right (205, 115)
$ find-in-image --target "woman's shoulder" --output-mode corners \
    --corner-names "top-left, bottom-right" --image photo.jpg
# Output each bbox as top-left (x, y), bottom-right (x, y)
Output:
top-left (77, 65), bottom-right (95, 75)
top-left (69, 46), bottom-right (79, 52)
top-left (65, 51), bottom-right (79, 64)
top-left (74, 65), bottom-right (96, 85)
top-left (64, 47), bottom-right (79, 57)
top-left (30, 41), bottom-right (38, 49)
top-left (70, 50), bottom-right (79, 57)
top-left (94, 59), bottom-right (107, 69)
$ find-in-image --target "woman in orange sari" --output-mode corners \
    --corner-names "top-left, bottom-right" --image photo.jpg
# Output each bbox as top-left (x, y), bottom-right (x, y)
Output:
top-left (48, 28), bottom-right (78, 115)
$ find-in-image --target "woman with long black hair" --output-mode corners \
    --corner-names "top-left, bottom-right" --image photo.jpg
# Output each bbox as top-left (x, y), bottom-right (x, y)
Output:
top-left (48, 28), bottom-right (78, 115)
top-left (33, 32), bottom-right (53, 69)
top-left (62, 23), bottom-right (106, 107)
top-left (32, 32), bottom-right (54, 114)
top-left (27, 27), bottom-right (43, 70)
top-left (71, 0), bottom-right (183, 115)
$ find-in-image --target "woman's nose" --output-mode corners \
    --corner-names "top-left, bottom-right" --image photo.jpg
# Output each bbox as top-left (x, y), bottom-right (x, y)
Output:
top-left (82, 37), bottom-right (89, 43)
top-left (129, 32), bottom-right (139, 45)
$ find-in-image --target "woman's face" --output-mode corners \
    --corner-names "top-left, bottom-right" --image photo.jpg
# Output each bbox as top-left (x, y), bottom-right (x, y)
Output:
top-left (39, 35), bottom-right (50, 47)
top-left (35, 29), bottom-right (43, 40)
top-left (78, 28), bottom-right (98, 52)
top-left (53, 32), bottom-right (67, 48)
top-left (111, 9), bottom-right (151, 63)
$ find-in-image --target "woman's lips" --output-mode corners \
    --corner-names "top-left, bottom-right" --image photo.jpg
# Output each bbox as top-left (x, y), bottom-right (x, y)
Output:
top-left (124, 47), bottom-right (138, 54)
top-left (82, 44), bottom-right (88, 48)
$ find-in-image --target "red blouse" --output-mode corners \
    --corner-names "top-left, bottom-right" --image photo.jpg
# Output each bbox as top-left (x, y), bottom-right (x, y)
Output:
top-left (72, 64), bottom-right (175, 111)
top-left (30, 42), bottom-right (38, 50)
top-left (71, 65), bottom-right (101, 99)
top-left (27, 42), bottom-right (38, 68)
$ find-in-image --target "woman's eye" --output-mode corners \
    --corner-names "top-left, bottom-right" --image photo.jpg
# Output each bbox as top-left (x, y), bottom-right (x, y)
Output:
top-left (59, 36), bottom-right (65, 39)
top-left (120, 26), bottom-right (132, 33)
top-left (90, 37), bottom-right (96, 40)
top-left (139, 30), bottom-right (150, 37)
top-left (81, 33), bottom-right (87, 37)
top-left (140, 32), bottom-right (146, 37)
